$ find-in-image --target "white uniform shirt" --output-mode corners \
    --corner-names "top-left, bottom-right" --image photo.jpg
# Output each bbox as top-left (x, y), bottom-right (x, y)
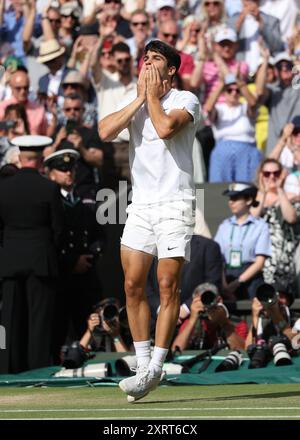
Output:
top-left (127, 88), bottom-right (201, 205)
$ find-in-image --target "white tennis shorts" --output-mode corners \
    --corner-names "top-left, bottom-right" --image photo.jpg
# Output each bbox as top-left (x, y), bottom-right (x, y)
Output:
top-left (121, 200), bottom-right (195, 261)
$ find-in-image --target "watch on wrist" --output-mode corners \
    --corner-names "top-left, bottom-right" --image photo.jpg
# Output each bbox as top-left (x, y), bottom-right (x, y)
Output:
top-left (277, 319), bottom-right (288, 331)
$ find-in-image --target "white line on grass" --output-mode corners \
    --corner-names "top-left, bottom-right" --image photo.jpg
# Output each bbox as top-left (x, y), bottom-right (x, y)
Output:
top-left (1, 407), bottom-right (300, 413)
top-left (3, 416), bottom-right (300, 420)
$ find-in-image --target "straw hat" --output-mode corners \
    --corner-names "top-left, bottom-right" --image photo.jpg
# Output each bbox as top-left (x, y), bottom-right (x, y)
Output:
top-left (37, 39), bottom-right (65, 64)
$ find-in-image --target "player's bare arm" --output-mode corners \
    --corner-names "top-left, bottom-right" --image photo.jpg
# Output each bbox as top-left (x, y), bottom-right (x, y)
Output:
top-left (98, 65), bottom-right (147, 142)
top-left (146, 65), bottom-right (193, 139)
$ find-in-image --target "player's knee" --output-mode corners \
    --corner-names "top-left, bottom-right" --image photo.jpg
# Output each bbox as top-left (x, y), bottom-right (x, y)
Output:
top-left (124, 278), bottom-right (143, 298)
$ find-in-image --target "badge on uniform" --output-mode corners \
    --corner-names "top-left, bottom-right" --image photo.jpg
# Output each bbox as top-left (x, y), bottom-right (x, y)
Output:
top-left (229, 250), bottom-right (242, 268)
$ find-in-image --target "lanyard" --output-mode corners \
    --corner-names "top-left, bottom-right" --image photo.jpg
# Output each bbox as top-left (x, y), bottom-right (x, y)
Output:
top-left (229, 223), bottom-right (251, 251)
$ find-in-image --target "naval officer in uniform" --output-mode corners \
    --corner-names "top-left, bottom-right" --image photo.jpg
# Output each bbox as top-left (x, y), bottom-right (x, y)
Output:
top-left (0, 135), bottom-right (64, 373)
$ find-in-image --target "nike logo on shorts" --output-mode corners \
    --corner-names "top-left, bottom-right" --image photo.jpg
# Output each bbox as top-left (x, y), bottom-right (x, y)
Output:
top-left (168, 246), bottom-right (178, 251)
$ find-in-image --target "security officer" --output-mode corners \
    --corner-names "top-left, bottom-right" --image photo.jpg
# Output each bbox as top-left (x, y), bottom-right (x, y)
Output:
top-left (215, 183), bottom-right (272, 300)
top-left (0, 135), bottom-right (64, 373)
top-left (44, 149), bottom-right (105, 359)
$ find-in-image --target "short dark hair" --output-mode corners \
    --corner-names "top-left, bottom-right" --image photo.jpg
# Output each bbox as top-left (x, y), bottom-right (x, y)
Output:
top-left (112, 42), bottom-right (131, 55)
top-left (144, 40), bottom-right (181, 72)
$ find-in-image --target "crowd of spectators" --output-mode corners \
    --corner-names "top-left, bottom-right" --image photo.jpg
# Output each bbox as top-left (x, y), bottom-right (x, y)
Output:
top-left (1, 0), bottom-right (300, 371)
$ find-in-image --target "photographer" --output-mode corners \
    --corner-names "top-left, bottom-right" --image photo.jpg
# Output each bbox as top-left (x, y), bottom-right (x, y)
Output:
top-left (245, 282), bottom-right (297, 349)
top-left (44, 149), bottom-right (105, 362)
top-left (79, 298), bottom-right (131, 353)
top-left (171, 283), bottom-right (246, 352)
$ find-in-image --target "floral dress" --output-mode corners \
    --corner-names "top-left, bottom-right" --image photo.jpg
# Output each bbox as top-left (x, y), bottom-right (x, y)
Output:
top-left (262, 203), bottom-right (300, 286)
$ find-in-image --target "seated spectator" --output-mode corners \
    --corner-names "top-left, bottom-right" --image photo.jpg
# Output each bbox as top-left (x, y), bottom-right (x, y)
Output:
top-left (205, 73), bottom-right (262, 182)
top-left (269, 118), bottom-right (300, 174)
top-left (171, 283), bottom-right (246, 352)
top-left (0, 70), bottom-right (48, 135)
top-left (228, 0), bottom-right (284, 74)
top-left (252, 158), bottom-right (300, 289)
top-left (0, 103), bottom-right (30, 166)
top-left (157, 19), bottom-right (195, 90)
top-left (215, 183), bottom-right (271, 300)
top-left (245, 282), bottom-right (298, 350)
top-left (79, 298), bottom-right (132, 353)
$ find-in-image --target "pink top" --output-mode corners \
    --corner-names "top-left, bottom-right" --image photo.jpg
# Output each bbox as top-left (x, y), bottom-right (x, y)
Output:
top-left (178, 51), bottom-right (195, 77)
top-left (202, 59), bottom-right (249, 104)
top-left (0, 97), bottom-right (48, 135)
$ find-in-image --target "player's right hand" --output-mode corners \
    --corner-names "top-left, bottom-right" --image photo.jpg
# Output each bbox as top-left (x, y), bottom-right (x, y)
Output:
top-left (137, 64), bottom-right (147, 102)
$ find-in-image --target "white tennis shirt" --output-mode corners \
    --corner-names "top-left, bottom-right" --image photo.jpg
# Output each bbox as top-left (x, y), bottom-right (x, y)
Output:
top-left (126, 88), bottom-right (201, 205)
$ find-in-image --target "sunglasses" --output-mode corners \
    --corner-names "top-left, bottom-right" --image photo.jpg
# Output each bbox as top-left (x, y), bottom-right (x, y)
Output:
top-left (100, 51), bottom-right (113, 57)
top-left (131, 21), bottom-right (149, 26)
top-left (116, 57), bottom-right (131, 64)
top-left (13, 86), bottom-right (29, 91)
top-left (204, 1), bottom-right (221, 6)
top-left (276, 62), bottom-right (293, 71)
top-left (226, 87), bottom-right (240, 94)
top-left (163, 32), bottom-right (178, 39)
top-left (262, 170), bottom-right (281, 178)
top-left (104, 0), bottom-right (121, 3)
top-left (191, 28), bottom-right (201, 33)
top-left (63, 83), bottom-right (81, 89)
top-left (64, 107), bottom-right (81, 112)
top-left (49, 18), bottom-right (61, 24)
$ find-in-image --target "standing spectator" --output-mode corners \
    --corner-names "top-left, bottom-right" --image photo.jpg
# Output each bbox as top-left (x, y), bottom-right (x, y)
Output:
top-left (199, 0), bottom-right (228, 43)
top-left (269, 118), bottom-right (300, 174)
top-left (58, 1), bottom-right (80, 54)
top-left (258, 52), bottom-right (300, 155)
top-left (215, 183), bottom-right (271, 300)
top-left (205, 73), bottom-right (262, 182)
top-left (0, 70), bottom-right (48, 135)
top-left (126, 9), bottom-right (151, 70)
top-left (37, 39), bottom-right (73, 101)
top-left (0, 103), bottom-right (30, 166)
top-left (45, 93), bottom-right (106, 199)
top-left (190, 27), bottom-right (249, 174)
top-left (228, 0), bottom-right (284, 74)
top-left (260, 0), bottom-right (300, 44)
top-left (0, 135), bottom-right (64, 373)
top-left (176, 15), bottom-right (203, 62)
top-left (0, 0), bottom-right (42, 64)
top-left (44, 149), bottom-right (105, 358)
top-left (287, 11), bottom-right (300, 61)
top-left (157, 19), bottom-right (195, 90)
top-left (252, 158), bottom-right (300, 288)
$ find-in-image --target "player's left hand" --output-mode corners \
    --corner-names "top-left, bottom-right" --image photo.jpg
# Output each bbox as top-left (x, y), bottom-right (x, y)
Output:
top-left (146, 65), bottom-right (169, 99)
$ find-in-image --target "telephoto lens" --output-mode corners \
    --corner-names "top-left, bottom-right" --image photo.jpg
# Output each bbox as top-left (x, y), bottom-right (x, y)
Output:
top-left (255, 283), bottom-right (278, 308)
top-left (247, 341), bottom-right (271, 369)
top-left (269, 336), bottom-right (293, 366)
top-left (201, 290), bottom-right (217, 308)
top-left (215, 350), bottom-right (243, 372)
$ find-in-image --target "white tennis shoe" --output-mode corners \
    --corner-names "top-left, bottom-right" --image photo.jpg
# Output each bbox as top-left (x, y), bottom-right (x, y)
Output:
top-left (119, 367), bottom-right (162, 401)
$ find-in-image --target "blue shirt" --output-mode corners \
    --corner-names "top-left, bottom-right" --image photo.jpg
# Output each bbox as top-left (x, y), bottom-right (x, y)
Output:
top-left (214, 214), bottom-right (272, 264)
top-left (0, 9), bottom-right (42, 64)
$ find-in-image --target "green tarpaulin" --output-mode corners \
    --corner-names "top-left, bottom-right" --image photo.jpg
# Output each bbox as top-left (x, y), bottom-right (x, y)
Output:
top-left (0, 351), bottom-right (299, 387)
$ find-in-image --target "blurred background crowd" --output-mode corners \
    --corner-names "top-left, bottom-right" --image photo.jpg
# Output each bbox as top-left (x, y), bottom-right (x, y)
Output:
top-left (1, 0), bottom-right (300, 373)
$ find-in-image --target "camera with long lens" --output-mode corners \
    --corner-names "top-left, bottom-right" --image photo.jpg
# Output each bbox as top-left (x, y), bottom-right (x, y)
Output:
top-left (269, 335), bottom-right (293, 366)
top-left (256, 283), bottom-right (278, 309)
top-left (60, 341), bottom-right (91, 368)
top-left (193, 286), bottom-right (218, 319)
top-left (93, 298), bottom-right (129, 332)
top-left (247, 339), bottom-right (271, 369)
top-left (215, 350), bottom-right (243, 372)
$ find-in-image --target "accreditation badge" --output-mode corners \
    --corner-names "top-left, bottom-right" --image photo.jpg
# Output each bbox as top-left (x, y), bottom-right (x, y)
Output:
top-left (229, 250), bottom-right (242, 268)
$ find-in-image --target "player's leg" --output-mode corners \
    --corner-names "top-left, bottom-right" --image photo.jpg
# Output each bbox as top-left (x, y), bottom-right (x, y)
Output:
top-left (121, 246), bottom-right (153, 343)
top-left (148, 257), bottom-right (184, 375)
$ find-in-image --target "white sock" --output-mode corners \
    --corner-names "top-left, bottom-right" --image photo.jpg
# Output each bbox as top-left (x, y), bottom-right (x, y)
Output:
top-left (148, 346), bottom-right (169, 375)
top-left (134, 340), bottom-right (151, 369)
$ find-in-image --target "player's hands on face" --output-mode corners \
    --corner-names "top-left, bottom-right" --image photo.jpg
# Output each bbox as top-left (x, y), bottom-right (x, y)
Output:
top-left (137, 64), bottom-right (147, 102)
top-left (146, 64), bottom-right (169, 99)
